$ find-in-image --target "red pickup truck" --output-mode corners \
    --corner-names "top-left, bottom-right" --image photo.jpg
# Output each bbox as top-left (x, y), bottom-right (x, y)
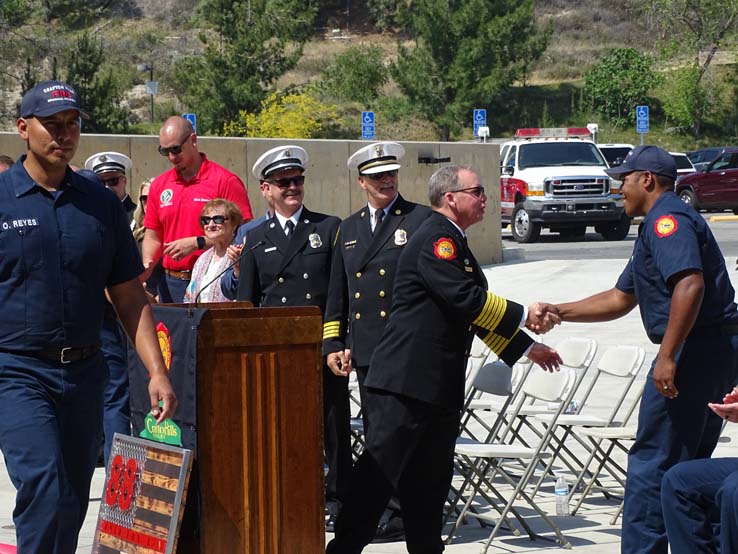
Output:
top-left (675, 147), bottom-right (738, 212)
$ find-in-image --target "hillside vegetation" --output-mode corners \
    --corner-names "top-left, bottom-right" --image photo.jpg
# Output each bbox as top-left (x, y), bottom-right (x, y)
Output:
top-left (0, 0), bottom-right (736, 149)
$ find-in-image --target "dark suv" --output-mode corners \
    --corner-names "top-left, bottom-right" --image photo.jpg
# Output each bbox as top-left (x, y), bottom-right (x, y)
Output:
top-left (687, 146), bottom-right (731, 172)
top-left (676, 147), bottom-right (738, 212)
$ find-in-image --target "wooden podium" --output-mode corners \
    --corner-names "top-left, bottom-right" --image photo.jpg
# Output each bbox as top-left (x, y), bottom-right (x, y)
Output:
top-left (185, 303), bottom-right (325, 553)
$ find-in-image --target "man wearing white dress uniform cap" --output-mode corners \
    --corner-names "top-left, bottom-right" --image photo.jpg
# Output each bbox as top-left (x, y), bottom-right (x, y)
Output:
top-left (237, 145), bottom-right (351, 525)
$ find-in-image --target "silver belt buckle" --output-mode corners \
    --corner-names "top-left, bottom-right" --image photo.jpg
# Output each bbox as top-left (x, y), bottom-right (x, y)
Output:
top-left (60, 347), bottom-right (73, 364)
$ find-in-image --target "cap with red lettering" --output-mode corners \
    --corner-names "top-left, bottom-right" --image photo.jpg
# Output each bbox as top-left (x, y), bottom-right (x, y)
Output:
top-left (19, 80), bottom-right (87, 118)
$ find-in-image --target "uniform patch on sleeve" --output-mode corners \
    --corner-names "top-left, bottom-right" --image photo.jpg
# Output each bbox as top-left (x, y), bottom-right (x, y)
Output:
top-left (654, 215), bottom-right (678, 238)
top-left (433, 237), bottom-right (457, 260)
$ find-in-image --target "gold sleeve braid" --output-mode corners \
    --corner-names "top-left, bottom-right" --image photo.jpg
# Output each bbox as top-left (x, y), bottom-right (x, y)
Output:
top-left (472, 291), bottom-right (508, 332)
top-left (323, 320), bottom-right (341, 340)
top-left (480, 327), bottom-right (520, 356)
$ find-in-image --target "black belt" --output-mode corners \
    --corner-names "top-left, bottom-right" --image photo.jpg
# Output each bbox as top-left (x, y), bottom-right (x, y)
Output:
top-left (0, 345), bottom-right (101, 364)
top-left (690, 323), bottom-right (738, 338)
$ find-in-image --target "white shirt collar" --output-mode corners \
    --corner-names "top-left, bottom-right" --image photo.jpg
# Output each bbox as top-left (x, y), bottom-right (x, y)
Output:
top-left (275, 205), bottom-right (304, 233)
top-left (367, 193), bottom-right (399, 220)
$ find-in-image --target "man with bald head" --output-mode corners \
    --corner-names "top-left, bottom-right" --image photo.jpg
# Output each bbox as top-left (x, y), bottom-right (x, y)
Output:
top-left (142, 116), bottom-right (253, 302)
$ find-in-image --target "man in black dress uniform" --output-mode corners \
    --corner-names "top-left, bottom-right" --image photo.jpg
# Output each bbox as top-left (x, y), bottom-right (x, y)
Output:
top-left (235, 145), bottom-right (351, 522)
top-left (322, 141), bottom-right (431, 537)
top-left (326, 165), bottom-right (561, 554)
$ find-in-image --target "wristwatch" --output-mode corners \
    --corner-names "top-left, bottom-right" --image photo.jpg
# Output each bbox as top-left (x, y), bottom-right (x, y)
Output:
top-left (196, 236), bottom-right (206, 249)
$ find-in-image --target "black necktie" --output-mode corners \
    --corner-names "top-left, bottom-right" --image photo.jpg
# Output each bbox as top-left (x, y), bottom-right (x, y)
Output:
top-left (285, 220), bottom-right (295, 237)
top-left (373, 210), bottom-right (384, 235)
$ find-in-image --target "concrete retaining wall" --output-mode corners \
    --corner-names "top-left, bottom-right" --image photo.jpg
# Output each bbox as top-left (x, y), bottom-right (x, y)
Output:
top-left (0, 133), bottom-right (502, 264)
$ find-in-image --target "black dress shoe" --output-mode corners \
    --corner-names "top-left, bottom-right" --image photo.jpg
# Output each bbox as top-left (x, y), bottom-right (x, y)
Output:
top-left (372, 516), bottom-right (405, 543)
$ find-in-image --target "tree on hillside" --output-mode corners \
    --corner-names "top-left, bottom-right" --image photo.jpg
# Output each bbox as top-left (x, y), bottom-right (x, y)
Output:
top-left (318, 45), bottom-right (388, 106)
top-left (644, 0), bottom-right (738, 134)
top-left (172, 0), bottom-right (316, 135)
top-left (584, 48), bottom-right (661, 123)
top-left (41, 0), bottom-right (120, 28)
top-left (392, 0), bottom-right (550, 141)
top-left (66, 32), bottom-right (129, 133)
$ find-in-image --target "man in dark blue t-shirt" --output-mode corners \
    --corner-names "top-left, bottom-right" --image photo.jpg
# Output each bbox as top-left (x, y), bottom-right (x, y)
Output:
top-left (0, 80), bottom-right (177, 554)
top-left (540, 145), bottom-right (738, 554)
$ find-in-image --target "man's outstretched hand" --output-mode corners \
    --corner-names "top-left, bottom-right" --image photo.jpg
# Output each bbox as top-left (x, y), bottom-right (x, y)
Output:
top-left (527, 343), bottom-right (563, 372)
top-left (526, 302), bottom-right (561, 334)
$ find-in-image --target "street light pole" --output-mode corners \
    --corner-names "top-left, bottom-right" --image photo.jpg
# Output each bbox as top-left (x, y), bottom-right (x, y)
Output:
top-left (136, 63), bottom-right (155, 123)
top-left (148, 64), bottom-right (154, 123)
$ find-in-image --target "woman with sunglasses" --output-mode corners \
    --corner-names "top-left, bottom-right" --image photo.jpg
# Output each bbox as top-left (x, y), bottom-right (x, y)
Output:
top-left (183, 199), bottom-right (243, 303)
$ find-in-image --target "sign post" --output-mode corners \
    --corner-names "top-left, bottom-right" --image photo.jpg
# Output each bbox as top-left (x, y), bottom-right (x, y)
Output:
top-left (473, 109), bottom-right (487, 139)
top-left (636, 105), bottom-right (649, 146)
top-left (361, 111), bottom-right (375, 140)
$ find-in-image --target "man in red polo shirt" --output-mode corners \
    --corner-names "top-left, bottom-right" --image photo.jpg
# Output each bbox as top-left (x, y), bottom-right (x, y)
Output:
top-left (142, 116), bottom-right (253, 302)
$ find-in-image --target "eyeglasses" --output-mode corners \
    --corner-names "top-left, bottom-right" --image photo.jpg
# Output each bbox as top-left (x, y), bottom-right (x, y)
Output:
top-left (451, 186), bottom-right (486, 198)
top-left (101, 176), bottom-right (123, 187)
top-left (158, 134), bottom-right (192, 157)
top-left (200, 215), bottom-right (229, 225)
top-left (267, 175), bottom-right (305, 188)
top-left (363, 170), bottom-right (398, 180)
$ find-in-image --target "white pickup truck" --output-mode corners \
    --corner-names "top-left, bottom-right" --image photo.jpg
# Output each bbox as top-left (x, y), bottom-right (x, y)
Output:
top-left (499, 128), bottom-right (629, 243)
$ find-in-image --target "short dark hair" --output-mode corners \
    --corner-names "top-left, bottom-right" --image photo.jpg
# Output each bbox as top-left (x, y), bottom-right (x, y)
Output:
top-left (0, 155), bottom-right (14, 167)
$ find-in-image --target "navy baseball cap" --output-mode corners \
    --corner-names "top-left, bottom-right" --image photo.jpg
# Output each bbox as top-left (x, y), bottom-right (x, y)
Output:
top-left (604, 145), bottom-right (677, 181)
top-left (19, 80), bottom-right (87, 119)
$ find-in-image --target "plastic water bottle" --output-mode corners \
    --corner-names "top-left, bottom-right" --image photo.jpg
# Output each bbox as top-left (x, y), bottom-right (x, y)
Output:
top-left (555, 474), bottom-right (569, 516)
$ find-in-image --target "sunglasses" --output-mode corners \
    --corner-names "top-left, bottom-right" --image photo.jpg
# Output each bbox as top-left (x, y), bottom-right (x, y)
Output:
top-left (363, 170), bottom-right (398, 180)
top-left (452, 186), bottom-right (486, 198)
top-left (267, 175), bottom-right (305, 188)
top-left (101, 176), bottom-right (123, 187)
top-left (200, 215), bottom-right (229, 225)
top-left (158, 134), bottom-right (192, 157)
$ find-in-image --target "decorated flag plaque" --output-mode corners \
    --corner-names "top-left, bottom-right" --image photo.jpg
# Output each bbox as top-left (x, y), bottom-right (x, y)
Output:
top-left (92, 434), bottom-right (193, 554)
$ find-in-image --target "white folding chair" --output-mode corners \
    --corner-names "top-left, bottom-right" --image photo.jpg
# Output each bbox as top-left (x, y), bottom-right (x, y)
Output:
top-left (529, 345), bottom-right (646, 497)
top-left (568, 380), bottom-right (646, 520)
top-left (460, 357), bottom-right (532, 443)
top-left (493, 337), bottom-right (597, 450)
top-left (446, 365), bottom-right (578, 552)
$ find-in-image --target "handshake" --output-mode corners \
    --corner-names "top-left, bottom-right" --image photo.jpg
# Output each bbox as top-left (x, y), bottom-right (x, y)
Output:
top-left (525, 302), bottom-right (561, 335)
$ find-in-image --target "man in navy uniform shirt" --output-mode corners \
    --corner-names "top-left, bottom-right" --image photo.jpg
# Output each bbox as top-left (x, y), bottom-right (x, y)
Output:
top-left (0, 80), bottom-right (177, 553)
top-left (85, 151), bottom-right (137, 467)
top-left (661, 386), bottom-right (738, 553)
top-left (539, 145), bottom-right (738, 554)
top-left (326, 165), bottom-right (561, 554)
top-left (236, 145), bottom-right (351, 524)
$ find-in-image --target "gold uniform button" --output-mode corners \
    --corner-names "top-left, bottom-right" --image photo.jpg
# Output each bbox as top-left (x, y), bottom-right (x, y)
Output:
top-left (356, 272), bottom-right (362, 278)
top-left (355, 313), bottom-right (361, 320)
top-left (278, 277), bottom-right (285, 283)
top-left (379, 269), bottom-right (386, 276)
top-left (379, 291), bottom-right (385, 298)
top-left (380, 311), bottom-right (387, 318)
top-left (355, 292), bottom-right (361, 299)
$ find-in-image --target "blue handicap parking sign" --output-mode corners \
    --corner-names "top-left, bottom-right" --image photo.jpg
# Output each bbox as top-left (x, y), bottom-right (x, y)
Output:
top-left (473, 109), bottom-right (487, 137)
top-left (636, 105), bottom-right (649, 134)
top-left (362, 111), bottom-right (375, 139)
top-left (182, 113), bottom-right (197, 134)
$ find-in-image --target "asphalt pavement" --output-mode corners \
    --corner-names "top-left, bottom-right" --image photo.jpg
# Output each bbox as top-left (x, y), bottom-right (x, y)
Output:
top-left (1, 221), bottom-right (738, 553)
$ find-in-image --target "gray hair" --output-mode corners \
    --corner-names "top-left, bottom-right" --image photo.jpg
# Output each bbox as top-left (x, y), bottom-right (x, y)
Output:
top-left (428, 165), bottom-right (474, 207)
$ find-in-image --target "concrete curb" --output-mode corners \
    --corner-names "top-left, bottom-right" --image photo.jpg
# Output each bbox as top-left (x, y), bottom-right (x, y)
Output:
top-left (710, 215), bottom-right (738, 222)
